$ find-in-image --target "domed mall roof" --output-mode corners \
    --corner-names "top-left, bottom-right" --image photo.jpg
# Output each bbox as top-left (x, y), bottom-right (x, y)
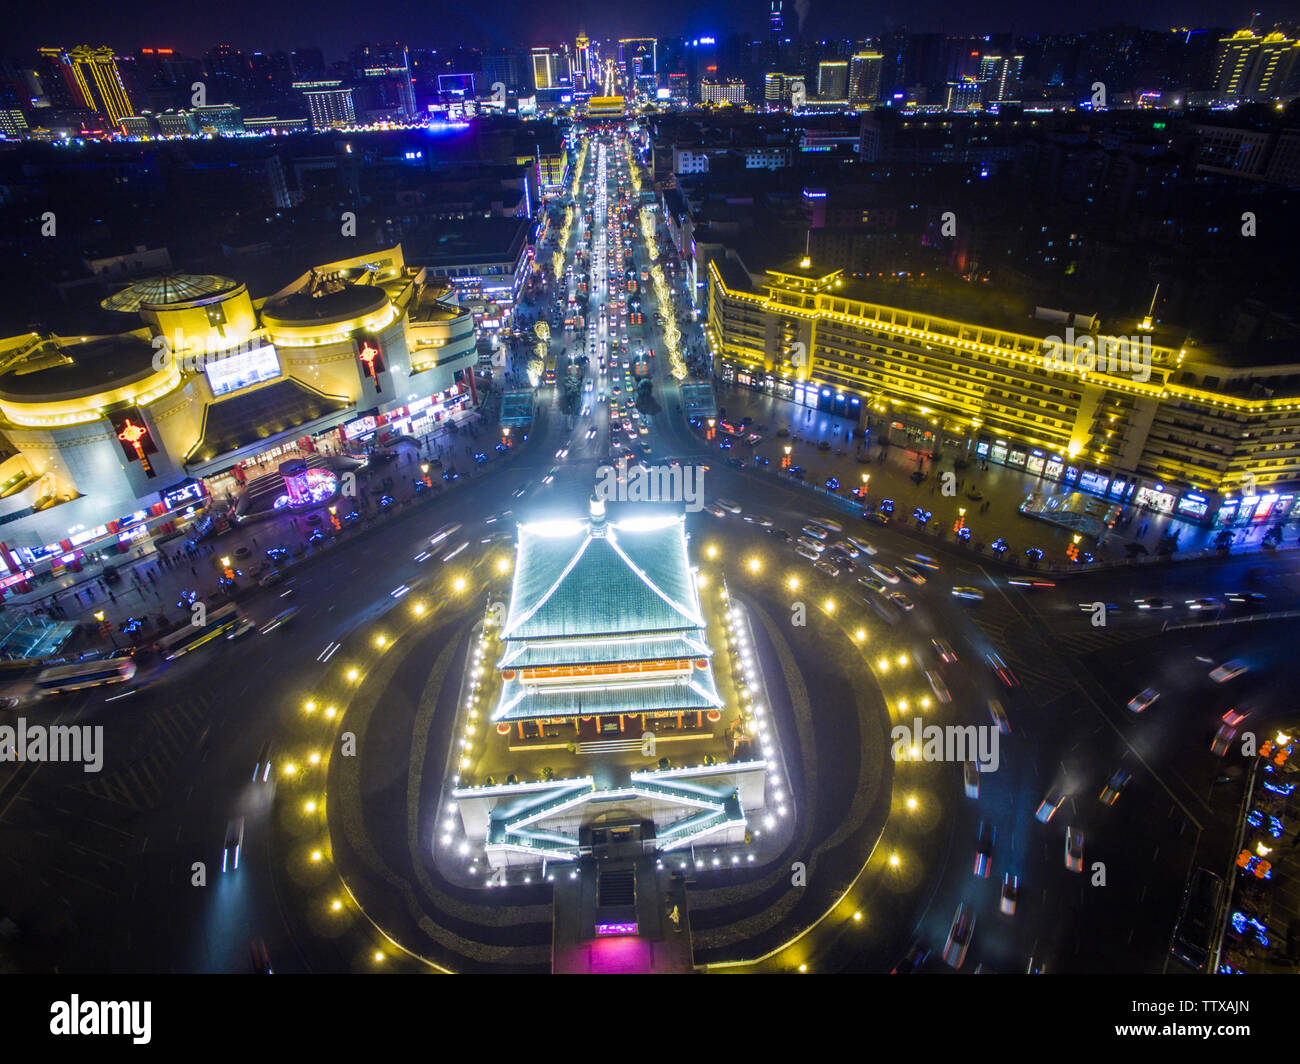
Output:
top-left (101, 273), bottom-right (242, 313)
top-left (261, 273), bottom-right (389, 328)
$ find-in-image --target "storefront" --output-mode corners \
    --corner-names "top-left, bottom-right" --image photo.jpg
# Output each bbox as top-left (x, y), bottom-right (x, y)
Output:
top-left (341, 383), bottom-right (473, 445)
top-left (977, 437), bottom-right (1140, 508)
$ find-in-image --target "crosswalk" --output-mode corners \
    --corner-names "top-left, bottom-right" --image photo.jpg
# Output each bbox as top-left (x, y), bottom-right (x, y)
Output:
top-left (71, 694), bottom-right (213, 811)
top-left (966, 610), bottom-right (1132, 705)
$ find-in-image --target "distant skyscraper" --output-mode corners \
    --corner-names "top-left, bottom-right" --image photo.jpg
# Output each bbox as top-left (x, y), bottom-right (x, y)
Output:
top-left (848, 52), bottom-right (882, 105)
top-left (59, 46), bottom-right (135, 125)
top-left (619, 38), bottom-right (657, 82)
top-left (299, 82), bottom-right (355, 128)
top-left (575, 34), bottom-right (591, 89)
top-left (770, 0), bottom-right (783, 35)
top-left (531, 47), bottom-right (558, 92)
top-left (1212, 29), bottom-right (1300, 101)
top-left (977, 55), bottom-right (1023, 101)
top-left (817, 60), bottom-right (849, 100)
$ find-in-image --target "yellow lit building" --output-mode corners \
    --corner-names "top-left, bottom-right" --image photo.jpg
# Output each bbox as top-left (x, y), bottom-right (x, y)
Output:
top-left (708, 253), bottom-right (1300, 525)
top-left (65, 46), bottom-right (135, 126)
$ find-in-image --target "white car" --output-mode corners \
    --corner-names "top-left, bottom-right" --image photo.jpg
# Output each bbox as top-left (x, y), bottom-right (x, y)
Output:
top-left (1127, 687), bottom-right (1160, 713)
top-left (868, 564), bottom-right (899, 585)
top-left (951, 587), bottom-right (985, 601)
top-left (833, 541), bottom-right (860, 559)
top-left (715, 498), bottom-right (742, 514)
top-left (1209, 660), bottom-right (1248, 683)
top-left (845, 537), bottom-right (877, 556)
top-left (795, 544), bottom-right (821, 562)
top-left (800, 524), bottom-right (829, 541)
top-left (430, 523), bottom-right (463, 546)
top-left (226, 617), bottom-right (256, 641)
top-left (796, 536), bottom-right (827, 554)
top-left (925, 670), bottom-right (951, 704)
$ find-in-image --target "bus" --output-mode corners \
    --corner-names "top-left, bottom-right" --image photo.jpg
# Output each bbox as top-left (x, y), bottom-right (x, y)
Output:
top-left (1170, 867), bottom-right (1224, 972)
top-left (157, 603), bottom-right (242, 661)
top-left (35, 656), bottom-right (137, 696)
top-left (543, 354), bottom-right (557, 385)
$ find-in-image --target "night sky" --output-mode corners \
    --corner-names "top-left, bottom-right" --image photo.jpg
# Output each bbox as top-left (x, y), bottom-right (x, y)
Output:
top-left (12, 0), bottom-right (1261, 58)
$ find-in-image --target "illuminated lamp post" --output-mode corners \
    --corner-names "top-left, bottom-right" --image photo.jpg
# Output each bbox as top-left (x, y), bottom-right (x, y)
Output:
top-left (782, 444), bottom-right (792, 470)
top-left (706, 417), bottom-right (715, 442)
top-left (953, 507), bottom-right (966, 535)
top-left (94, 610), bottom-right (117, 648)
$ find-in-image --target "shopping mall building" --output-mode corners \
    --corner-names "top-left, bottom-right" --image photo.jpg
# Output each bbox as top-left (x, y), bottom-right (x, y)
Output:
top-left (0, 245), bottom-right (480, 591)
top-left (708, 255), bottom-right (1300, 531)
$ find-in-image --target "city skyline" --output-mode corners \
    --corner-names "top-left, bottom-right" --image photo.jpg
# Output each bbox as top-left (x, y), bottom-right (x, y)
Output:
top-left (8, 1), bottom-right (1285, 58)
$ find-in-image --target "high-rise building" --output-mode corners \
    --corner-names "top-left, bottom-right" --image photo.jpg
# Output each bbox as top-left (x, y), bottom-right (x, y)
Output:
top-left (1211, 29), bottom-right (1300, 101)
top-left (700, 79), bottom-right (746, 104)
top-left (977, 54), bottom-right (1023, 102)
top-left (770, 0), bottom-right (784, 35)
top-left (619, 38), bottom-right (657, 81)
top-left (817, 60), bottom-right (849, 100)
top-left (575, 34), bottom-right (591, 90)
top-left (530, 47), bottom-right (558, 92)
top-left (848, 52), bottom-right (882, 105)
top-left (298, 82), bottom-right (355, 128)
top-left (61, 46), bottom-right (136, 125)
top-left (945, 80), bottom-right (983, 111)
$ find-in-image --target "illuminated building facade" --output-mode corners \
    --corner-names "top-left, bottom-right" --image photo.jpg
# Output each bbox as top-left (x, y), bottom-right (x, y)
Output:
top-left (708, 257), bottom-right (1300, 525)
top-left (452, 499), bottom-right (767, 869)
top-left (298, 81), bottom-right (356, 129)
top-left (585, 96), bottom-right (626, 122)
top-left (0, 246), bottom-right (478, 579)
top-left (1212, 30), bottom-right (1300, 102)
top-left (56, 46), bottom-right (136, 126)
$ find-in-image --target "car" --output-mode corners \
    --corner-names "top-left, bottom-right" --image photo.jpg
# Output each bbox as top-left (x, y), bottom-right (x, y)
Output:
top-left (430, 523), bottom-right (463, 546)
top-left (1211, 722), bottom-right (1240, 757)
top-left (815, 518), bottom-right (844, 533)
top-left (767, 528), bottom-right (793, 542)
top-left (974, 821), bottom-right (995, 878)
top-left (704, 503), bottom-right (727, 518)
top-left (1221, 707), bottom-right (1248, 727)
top-left (905, 554), bottom-right (941, 571)
top-left (925, 669), bottom-right (951, 703)
top-left (1210, 659), bottom-right (1248, 683)
top-left (796, 536), bottom-right (827, 553)
top-left (897, 565), bottom-right (926, 585)
top-left (1185, 597), bottom-right (1220, 611)
top-left (742, 515), bottom-right (775, 527)
top-left (542, 467), bottom-right (557, 485)
top-left (1000, 874), bottom-right (1019, 915)
top-left (1226, 591), bottom-right (1267, 605)
top-left (1099, 769), bottom-right (1131, 806)
top-left (987, 699), bottom-right (1010, 733)
top-left (846, 537), bottom-right (878, 556)
top-left (259, 605), bottom-right (301, 634)
top-left (1065, 827), bottom-right (1085, 872)
top-left (889, 591), bottom-right (915, 612)
top-left (252, 739), bottom-right (274, 783)
top-left (800, 524), bottom-right (829, 541)
top-left (258, 569), bottom-right (286, 588)
top-left (832, 541), bottom-right (860, 559)
top-left (931, 639), bottom-right (958, 664)
top-left (826, 552), bottom-right (857, 574)
top-left (1035, 791), bottom-right (1066, 823)
top-left (249, 937), bottom-right (273, 974)
top-left (485, 510), bottom-right (513, 525)
top-left (890, 940), bottom-right (930, 974)
top-left (986, 652), bottom-right (1018, 688)
top-left (795, 544), bottom-right (821, 562)
top-left (716, 498), bottom-right (742, 514)
top-left (1127, 687), bottom-right (1160, 713)
top-left (222, 817), bottom-right (245, 874)
top-left (511, 483), bottom-right (528, 498)
top-left (441, 541), bottom-right (468, 563)
top-left (858, 576), bottom-right (887, 595)
top-left (1134, 597), bottom-right (1172, 610)
top-left (943, 904), bottom-right (975, 968)
top-left (963, 760), bottom-right (980, 799)
top-left (951, 587), bottom-right (984, 601)
top-left (813, 559), bottom-right (841, 577)
top-left (868, 564), bottom-right (899, 584)
top-left (226, 617), bottom-right (256, 641)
